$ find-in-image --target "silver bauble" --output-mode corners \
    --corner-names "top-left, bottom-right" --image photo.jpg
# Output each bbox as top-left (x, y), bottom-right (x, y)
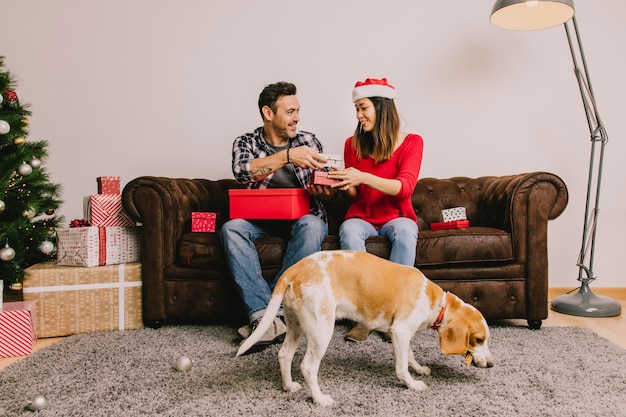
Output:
top-left (0, 120), bottom-right (9, 135)
top-left (23, 208), bottom-right (36, 219)
top-left (0, 200), bottom-right (4, 213)
top-left (30, 158), bottom-right (42, 169)
top-left (39, 240), bottom-right (55, 254)
top-left (25, 394), bottom-right (47, 411)
top-left (0, 245), bottom-right (16, 261)
top-left (17, 162), bottom-right (33, 176)
top-left (174, 355), bottom-right (193, 372)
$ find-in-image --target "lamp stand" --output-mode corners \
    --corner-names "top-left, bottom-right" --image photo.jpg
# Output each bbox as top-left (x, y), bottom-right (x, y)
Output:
top-left (550, 16), bottom-right (621, 317)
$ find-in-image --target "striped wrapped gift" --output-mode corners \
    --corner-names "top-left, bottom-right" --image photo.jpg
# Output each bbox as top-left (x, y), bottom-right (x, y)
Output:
top-left (84, 194), bottom-right (135, 227)
top-left (0, 301), bottom-right (37, 357)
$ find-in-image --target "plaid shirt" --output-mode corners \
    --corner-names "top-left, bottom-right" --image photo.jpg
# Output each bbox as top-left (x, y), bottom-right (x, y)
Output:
top-left (231, 126), bottom-right (327, 222)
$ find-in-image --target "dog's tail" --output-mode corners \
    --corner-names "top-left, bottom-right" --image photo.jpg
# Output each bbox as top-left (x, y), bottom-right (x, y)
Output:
top-left (235, 270), bottom-right (292, 357)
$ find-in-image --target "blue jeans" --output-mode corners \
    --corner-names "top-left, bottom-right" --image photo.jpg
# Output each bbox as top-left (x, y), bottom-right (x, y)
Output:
top-left (339, 217), bottom-right (418, 266)
top-left (220, 214), bottom-right (328, 322)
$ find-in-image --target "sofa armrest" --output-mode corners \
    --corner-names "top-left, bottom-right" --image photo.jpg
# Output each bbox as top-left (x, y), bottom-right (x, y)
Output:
top-left (122, 176), bottom-right (239, 323)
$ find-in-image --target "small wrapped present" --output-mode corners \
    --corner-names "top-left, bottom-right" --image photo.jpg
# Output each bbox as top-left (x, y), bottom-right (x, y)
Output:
top-left (0, 301), bottom-right (37, 357)
top-left (84, 194), bottom-right (135, 227)
top-left (442, 207), bottom-right (467, 222)
top-left (56, 226), bottom-right (141, 267)
top-left (191, 212), bottom-right (217, 232)
top-left (312, 170), bottom-right (341, 186)
top-left (321, 154), bottom-right (343, 169)
top-left (23, 263), bottom-right (143, 338)
top-left (97, 176), bottom-right (121, 194)
top-left (430, 220), bottom-right (470, 230)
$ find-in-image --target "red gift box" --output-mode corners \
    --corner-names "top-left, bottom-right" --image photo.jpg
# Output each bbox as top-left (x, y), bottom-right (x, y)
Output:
top-left (191, 212), bottom-right (217, 232)
top-left (312, 170), bottom-right (341, 186)
top-left (84, 194), bottom-right (135, 227)
top-left (97, 176), bottom-right (121, 194)
top-left (430, 220), bottom-right (470, 230)
top-left (0, 301), bottom-right (37, 357)
top-left (229, 188), bottom-right (310, 220)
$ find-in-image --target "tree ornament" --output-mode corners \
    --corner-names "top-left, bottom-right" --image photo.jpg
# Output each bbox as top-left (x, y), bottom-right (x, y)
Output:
top-left (22, 117), bottom-right (29, 126)
top-left (18, 162), bottom-right (33, 176)
top-left (23, 207), bottom-right (36, 219)
top-left (30, 158), bottom-right (42, 169)
top-left (25, 394), bottom-right (47, 411)
top-left (39, 240), bottom-right (55, 255)
top-left (9, 282), bottom-right (22, 290)
top-left (174, 355), bottom-right (193, 372)
top-left (0, 200), bottom-right (5, 213)
top-left (0, 120), bottom-right (9, 134)
top-left (0, 244), bottom-right (16, 261)
top-left (0, 94), bottom-right (3, 104)
top-left (46, 208), bottom-right (55, 215)
top-left (6, 90), bottom-right (18, 104)
top-left (14, 136), bottom-right (25, 146)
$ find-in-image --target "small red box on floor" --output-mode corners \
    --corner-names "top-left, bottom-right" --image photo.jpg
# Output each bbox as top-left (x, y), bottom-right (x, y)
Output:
top-left (312, 171), bottom-right (341, 186)
top-left (0, 301), bottom-right (37, 357)
top-left (191, 212), bottom-right (217, 232)
top-left (430, 220), bottom-right (470, 230)
top-left (229, 189), bottom-right (310, 220)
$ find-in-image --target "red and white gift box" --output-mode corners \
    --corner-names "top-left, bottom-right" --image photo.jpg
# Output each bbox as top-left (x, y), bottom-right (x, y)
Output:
top-left (56, 226), bottom-right (141, 267)
top-left (312, 170), bottom-right (341, 186)
top-left (430, 220), bottom-right (470, 230)
top-left (97, 176), bottom-right (121, 194)
top-left (0, 301), bottom-right (37, 357)
top-left (191, 212), bottom-right (217, 232)
top-left (441, 207), bottom-right (467, 222)
top-left (84, 194), bottom-right (135, 227)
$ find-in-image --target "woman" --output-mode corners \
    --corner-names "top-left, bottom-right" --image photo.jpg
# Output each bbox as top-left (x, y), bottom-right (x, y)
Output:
top-left (328, 77), bottom-right (424, 342)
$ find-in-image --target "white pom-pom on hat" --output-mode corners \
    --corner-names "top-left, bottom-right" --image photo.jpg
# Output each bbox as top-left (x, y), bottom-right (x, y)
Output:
top-left (352, 78), bottom-right (397, 102)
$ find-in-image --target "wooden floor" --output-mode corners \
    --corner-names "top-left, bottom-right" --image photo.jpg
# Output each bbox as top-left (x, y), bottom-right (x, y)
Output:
top-left (1, 288), bottom-right (624, 372)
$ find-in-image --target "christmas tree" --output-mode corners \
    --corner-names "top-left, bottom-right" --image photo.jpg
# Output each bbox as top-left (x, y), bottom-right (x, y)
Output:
top-left (0, 56), bottom-right (63, 296)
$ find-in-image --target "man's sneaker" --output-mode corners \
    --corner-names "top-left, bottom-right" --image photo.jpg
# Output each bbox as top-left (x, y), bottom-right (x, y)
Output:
top-left (237, 323), bottom-right (252, 339)
top-left (239, 317), bottom-right (287, 348)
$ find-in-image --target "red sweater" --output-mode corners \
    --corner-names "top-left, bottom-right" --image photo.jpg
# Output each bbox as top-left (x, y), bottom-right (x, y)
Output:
top-left (343, 133), bottom-right (423, 229)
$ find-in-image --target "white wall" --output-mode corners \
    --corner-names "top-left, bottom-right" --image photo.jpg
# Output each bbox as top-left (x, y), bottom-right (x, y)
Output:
top-left (1, 1), bottom-right (624, 288)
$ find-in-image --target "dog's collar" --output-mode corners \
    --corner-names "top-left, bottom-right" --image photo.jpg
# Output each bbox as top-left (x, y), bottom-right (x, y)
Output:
top-left (431, 292), bottom-right (449, 330)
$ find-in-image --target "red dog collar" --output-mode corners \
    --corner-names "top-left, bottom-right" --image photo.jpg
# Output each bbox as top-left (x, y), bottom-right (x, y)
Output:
top-left (431, 292), bottom-right (449, 330)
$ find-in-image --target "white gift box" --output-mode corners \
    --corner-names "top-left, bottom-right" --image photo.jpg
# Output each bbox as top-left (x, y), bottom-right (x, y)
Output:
top-left (442, 207), bottom-right (467, 222)
top-left (56, 226), bottom-right (141, 267)
top-left (321, 154), bottom-right (343, 169)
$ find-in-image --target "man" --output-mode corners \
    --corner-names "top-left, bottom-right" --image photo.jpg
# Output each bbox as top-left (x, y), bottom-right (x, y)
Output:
top-left (221, 81), bottom-right (334, 350)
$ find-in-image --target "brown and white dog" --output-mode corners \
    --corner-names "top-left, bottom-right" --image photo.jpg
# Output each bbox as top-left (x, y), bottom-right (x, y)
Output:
top-left (236, 250), bottom-right (493, 406)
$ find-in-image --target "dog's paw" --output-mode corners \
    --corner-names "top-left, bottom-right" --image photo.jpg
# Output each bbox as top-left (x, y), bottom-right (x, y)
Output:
top-left (407, 380), bottom-right (428, 392)
top-left (313, 394), bottom-right (335, 407)
top-left (283, 382), bottom-right (302, 393)
top-left (413, 365), bottom-right (431, 376)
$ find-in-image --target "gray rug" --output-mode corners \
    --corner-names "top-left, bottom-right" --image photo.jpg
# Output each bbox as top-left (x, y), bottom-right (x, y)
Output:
top-left (1, 323), bottom-right (625, 417)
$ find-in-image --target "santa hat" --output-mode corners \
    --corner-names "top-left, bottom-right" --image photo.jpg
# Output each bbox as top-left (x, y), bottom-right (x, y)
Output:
top-left (352, 78), bottom-right (397, 102)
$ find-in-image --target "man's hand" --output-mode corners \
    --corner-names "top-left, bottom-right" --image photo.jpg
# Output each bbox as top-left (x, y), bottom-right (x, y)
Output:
top-left (289, 146), bottom-right (327, 170)
top-left (307, 182), bottom-right (337, 200)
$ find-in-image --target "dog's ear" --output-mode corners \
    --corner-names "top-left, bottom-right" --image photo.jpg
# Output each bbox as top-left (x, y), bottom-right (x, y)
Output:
top-left (439, 319), bottom-right (470, 355)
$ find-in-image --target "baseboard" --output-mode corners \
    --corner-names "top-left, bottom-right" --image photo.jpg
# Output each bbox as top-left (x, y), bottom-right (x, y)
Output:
top-left (549, 287), bottom-right (626, 301)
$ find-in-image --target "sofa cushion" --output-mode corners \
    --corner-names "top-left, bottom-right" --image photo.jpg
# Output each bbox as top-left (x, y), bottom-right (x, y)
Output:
top-left (416, 227), bottom-right (513, 266)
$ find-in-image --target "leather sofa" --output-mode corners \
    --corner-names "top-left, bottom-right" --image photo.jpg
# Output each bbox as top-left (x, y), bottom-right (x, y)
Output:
top-left (121, 172), bottom-right (568, 330)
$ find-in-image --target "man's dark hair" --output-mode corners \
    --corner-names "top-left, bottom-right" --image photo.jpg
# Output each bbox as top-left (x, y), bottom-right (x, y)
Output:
top-left (258, 81), bottom-right (297, 118)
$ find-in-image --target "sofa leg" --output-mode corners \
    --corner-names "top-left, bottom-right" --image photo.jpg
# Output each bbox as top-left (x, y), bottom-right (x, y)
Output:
top-left (527, 320), bottom-right (542, 330)
top-left (145, 320), bottom-right (164, 329)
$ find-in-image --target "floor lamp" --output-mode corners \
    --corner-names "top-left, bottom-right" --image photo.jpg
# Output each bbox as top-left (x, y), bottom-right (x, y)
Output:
top-left (490, 0), bottom-right (621, 317)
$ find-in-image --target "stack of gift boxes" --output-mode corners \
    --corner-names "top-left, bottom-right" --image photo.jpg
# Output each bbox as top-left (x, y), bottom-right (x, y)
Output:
top-left (7, 176), bottom-right (145, 351)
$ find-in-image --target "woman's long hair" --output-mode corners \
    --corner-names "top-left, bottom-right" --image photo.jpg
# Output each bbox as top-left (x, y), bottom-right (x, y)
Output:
top-left (352, 97), bottom-right (400, 163)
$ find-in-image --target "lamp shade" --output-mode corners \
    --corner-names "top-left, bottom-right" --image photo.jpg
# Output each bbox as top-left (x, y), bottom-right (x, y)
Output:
top-left (490, 0), bottom-right (575, 30)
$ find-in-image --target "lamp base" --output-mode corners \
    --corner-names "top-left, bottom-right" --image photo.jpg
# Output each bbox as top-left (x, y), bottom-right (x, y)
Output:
top-left (551, 284), bottom-right (622, 317)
